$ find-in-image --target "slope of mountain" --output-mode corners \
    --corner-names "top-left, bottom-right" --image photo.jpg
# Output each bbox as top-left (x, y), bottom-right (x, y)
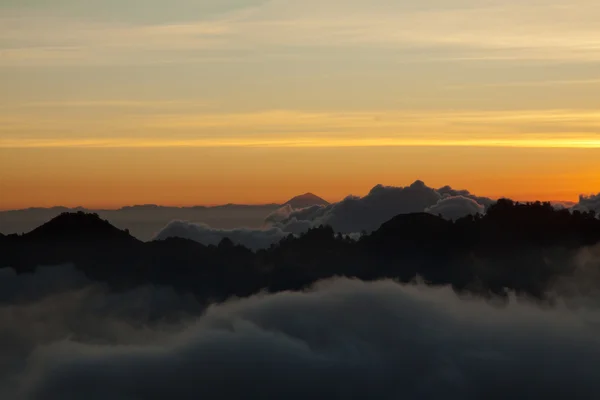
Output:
top-left (4, 212), bottom-right (143, 276)
top-left (0, 204), bottom-right (281, 241)
top-left (1, 201), bottom-right (599, 303)
top-left (24, 211), bottom-right (137, 243)
top-left (284, 193), bottom-right (329, 209)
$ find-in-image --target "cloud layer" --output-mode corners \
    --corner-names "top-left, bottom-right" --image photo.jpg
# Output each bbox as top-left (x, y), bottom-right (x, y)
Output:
top-left (575, 193), bottom-right (600, 215)
top-left (154, 220), bottom-right (288, 250)
top-left (426, 195), bottom-right (485, 220)
top-left (19, 180), bottom-right (594, 252)
top-left (3, 276), bottom-right (600, 400)
top-left (152, 181), bottom-right (492, 248)
top-left (272, 180), bottom-right (492, 234)
top-left (0, 265), bottom-right (203, 398)
top-left (3, 0), bottom-right (600, 66)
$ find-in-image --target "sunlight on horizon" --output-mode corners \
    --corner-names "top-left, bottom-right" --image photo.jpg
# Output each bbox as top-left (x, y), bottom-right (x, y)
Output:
top-left (1, 0), bottom-right (600, 207)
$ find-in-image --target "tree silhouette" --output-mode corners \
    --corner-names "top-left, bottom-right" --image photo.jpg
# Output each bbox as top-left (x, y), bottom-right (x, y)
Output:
top-left (2, 202), bottom-right (600, 304)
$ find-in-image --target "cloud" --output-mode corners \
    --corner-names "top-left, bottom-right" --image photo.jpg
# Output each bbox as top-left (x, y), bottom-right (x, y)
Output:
top-left (426, 195), bottom-right (485, 220)
top-left (574, 193), bottom-right (600, 215)
top-left (552, 202), bottom-right (570, 211)
top-left (274, 181), bottom-right (492, 234)
top-left (154, 221), bottom-right (288, 250)
top-left (4, 109), bottom-right (600, 150)
top-left (550, 244), bottom-right (600, 308)
top-left (155, 181), bottom-right (494, 245)
top-left (0, 265), bottom-right (202, 398)
top-left (3, 0), bottom-right (600, 66)
top-left (7, 277), bottom-right (600, 400)
top-left (263, 204), bottom-right (295, 226)
top-left (436, 185), bottom-right (495, 208)
top-left (0, 265), bottom-right (89, 304)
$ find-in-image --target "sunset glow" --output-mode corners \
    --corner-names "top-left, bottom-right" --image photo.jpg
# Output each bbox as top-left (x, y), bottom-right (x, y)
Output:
top-left (2, 0), bottom-right (600, 208)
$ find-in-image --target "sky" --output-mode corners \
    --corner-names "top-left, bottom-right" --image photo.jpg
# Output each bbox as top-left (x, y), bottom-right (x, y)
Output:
top-left (1, 0), bottom-right (600, 209)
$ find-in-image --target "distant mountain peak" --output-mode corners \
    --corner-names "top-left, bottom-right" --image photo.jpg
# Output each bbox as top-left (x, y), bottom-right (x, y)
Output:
top-left (284, 193), bottom-right (329, 209)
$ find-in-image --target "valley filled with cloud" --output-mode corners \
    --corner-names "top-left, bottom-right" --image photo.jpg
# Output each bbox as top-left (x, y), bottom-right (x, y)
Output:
top-left (2, 263), bottom-right (600, 399)
top-left (2, 185), bottom-right (600, 398)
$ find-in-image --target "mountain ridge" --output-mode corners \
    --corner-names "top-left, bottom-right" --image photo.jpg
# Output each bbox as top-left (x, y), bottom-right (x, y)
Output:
top-left (2, 201), bottom-right (599, 303)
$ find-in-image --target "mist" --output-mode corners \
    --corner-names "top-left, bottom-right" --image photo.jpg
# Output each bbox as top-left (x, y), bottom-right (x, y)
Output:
top-left (0, 205), bottom-right (281, 241)
top-left (154, 221), bottom-right (288, 250)
top-left (2, 262), bottom-right (600, 399)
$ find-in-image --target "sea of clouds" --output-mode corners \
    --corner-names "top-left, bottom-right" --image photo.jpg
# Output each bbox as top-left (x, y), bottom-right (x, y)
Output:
top-left (2, 254), bottom-right (600, 399)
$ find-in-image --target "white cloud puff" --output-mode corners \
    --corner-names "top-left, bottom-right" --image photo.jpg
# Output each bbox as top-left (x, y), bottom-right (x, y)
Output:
top-left (426, 195), bottom-right (485, 220)
top-left (274, 181), bottom-right (492, 234)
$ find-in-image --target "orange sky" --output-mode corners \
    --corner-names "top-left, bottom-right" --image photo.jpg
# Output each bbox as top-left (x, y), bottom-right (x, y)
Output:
top-left (2, 146), bottom-right (599, 210)
top-left (2, 0), bottom-right (600, 210)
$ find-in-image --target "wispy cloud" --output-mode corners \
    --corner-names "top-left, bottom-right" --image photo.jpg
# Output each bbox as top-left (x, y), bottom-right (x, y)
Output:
top-left (2, 1), bottom-right (600, 66)
top-left (2, 99), bottom-right (211, 109)
top-left (447, 79), bottom-right (600, 89)
top-left (1, 108), bottom-right (599, 148)
top-left (136, 109), bottom-right (600, 135)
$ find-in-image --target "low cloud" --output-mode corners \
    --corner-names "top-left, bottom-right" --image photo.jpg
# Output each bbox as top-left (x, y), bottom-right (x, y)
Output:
top-left (426, 195), bottom-right (485, 220)
top-left (4, 277), bottom-right (599, 400)
top-left (574, 193), bottom-right (600, 215)
top-left (436, 185), bottom-right (495, 208)
top-left (550, 244), bottom-right (600, 308)
top-left (273, 181), bottom-right (492, 234)
top-left (0, 265), bottom-right (89, 304)
top-left (263, 204), bottom-right (296, 226)
top-left (154, 221), bottom-right (289, 250)
top-left (0, 265), bottom-right (202, 398)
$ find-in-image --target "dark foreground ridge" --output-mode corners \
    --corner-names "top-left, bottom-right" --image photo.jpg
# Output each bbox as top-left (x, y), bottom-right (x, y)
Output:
top-left (1, 200), bottom-right (599, 303)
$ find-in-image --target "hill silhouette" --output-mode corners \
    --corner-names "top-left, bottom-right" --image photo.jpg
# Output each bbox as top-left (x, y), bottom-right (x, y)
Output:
top-left (25, 211), bottom-right (138, 243)
top-left (284, 193), bottom-right (329, 209)
top-left (1, 200), bottom-right (599, 303)
top-left (0, 203), bottom-right (282, 241)
top-left (3, 211), bottom-right (142, 277)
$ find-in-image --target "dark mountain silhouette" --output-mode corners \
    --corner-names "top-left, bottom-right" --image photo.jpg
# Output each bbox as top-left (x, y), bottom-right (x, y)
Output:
top-left (1, 200), bottom-right (599, 304)
top-left (0, 203), bottom-right (281, 241)
top-left (24, 211), bottom-right (137, 243)
top-left (3, 212), bottom-right (142, 278)
top-left (284, 193), bottom-right (329, 209)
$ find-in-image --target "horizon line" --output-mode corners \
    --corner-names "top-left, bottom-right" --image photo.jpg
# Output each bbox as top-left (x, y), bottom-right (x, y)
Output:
top-left (0, 198), bottom-right (580, 213)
